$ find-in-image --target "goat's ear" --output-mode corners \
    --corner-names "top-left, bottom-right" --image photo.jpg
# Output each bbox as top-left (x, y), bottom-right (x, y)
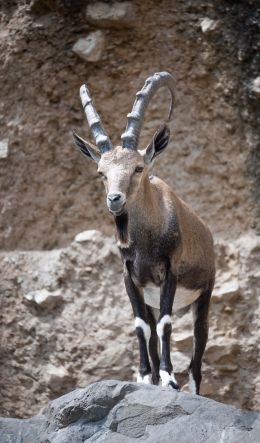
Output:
top-left (72, 131), bottom-right (101, 163)
top-left (142, 125), bottom-right (170, 165)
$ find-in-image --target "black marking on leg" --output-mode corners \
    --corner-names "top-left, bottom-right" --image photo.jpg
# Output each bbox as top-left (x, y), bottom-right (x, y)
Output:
top-left (146, 306), bottom-right (160, 385)
top-left (136, 326), bottom-right (151, 377)
top-left (159, 268), bottom-right (177, 317)
top-left (160, 323), bottom-right (173, 374)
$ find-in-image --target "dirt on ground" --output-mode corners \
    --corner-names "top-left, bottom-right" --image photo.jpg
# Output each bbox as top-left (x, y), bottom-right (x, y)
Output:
top-left (0, 0), bottom-right (259, 418)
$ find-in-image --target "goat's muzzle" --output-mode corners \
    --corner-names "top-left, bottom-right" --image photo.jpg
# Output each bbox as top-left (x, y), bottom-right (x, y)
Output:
top-left (107, 192), bottom-right (126, 215)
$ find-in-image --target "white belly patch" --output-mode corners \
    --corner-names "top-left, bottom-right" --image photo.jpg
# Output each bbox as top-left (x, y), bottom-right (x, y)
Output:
top-left (143, 285), bottom-right (201, 312)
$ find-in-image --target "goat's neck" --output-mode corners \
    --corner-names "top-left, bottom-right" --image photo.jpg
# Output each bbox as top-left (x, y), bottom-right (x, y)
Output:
top-left (129, 174), bottom-right (159, 223)
top-left (115, 174), bottom-right (161, 245)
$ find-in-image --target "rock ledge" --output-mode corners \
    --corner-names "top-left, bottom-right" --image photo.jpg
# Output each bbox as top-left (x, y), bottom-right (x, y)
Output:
top-left (0, 380), bottom-right (259, 443)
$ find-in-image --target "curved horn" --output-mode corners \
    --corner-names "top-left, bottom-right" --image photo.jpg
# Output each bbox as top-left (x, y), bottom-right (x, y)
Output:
top-left (80, 84), bottom-right (113, 153)
top-left (121, 71), bottom-right (175, 150)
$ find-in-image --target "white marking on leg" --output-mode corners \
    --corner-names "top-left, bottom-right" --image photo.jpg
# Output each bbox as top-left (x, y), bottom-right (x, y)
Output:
top-left (135, 317), bottom-right (151, 342)
top-left (160, 370), bottom-right (178, 387)
top-left (135, 317), bottom-right (152, 385)
top-left (137, 373), bottom-right (152, 384)
top-left (156, 316), bottom-right (178, 388)
top-left (156, 314), bottom-right (171, 353)
top-left (117, 240), bottom-right (130, 248)
top-left (189, 371), bottom-right (196, 394)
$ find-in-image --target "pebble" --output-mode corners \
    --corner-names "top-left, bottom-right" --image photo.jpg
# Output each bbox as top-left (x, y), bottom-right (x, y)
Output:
top-left (211, 280), bottom-right (240, 303)
top-left (251, 77), bottom-right (260, 98)
top-left (72, 31), bottom-right (104, 62)
top-left (75, 230), bottom-right (103, 243)
top-left (200, 18), bottom-right (218, 33)
top-left (43, 364), bottom-right (70, 392)
top-left (86, 1), bottom-right (135, 28)
top-left (0, 138), bottom-right (9, 158)
top-left (23, 289), bottom-right (63, 309)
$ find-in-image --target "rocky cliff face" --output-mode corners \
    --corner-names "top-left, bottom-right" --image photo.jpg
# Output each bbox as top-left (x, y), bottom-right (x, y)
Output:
top-left (0, 0), bottom-right (259, 419)
top-left (0, 380), bottom-right (259, 443)
top-left (0, 0), bottom-right (259, 249)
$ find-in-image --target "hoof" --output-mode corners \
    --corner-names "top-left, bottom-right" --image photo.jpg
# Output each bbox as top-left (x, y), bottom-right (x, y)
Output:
top-left (169, 380), bottom-right (180, 391)
top-left (160, 370), bottom-right (179, 389)
top-left (137, 373), bottom-right (152, 384)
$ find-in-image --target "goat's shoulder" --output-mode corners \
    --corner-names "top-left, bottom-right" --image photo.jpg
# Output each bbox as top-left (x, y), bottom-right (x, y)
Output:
top-left (149, 175), bottom-right (179, 210)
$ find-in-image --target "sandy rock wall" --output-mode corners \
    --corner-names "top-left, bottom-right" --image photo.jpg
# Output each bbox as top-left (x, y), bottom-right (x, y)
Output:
top-left (0, 0), bottom-right (259, 250)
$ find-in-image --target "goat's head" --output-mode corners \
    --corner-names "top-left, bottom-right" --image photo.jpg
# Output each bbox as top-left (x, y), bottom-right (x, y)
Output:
top-left (73, 72), bottom-right (175, 216)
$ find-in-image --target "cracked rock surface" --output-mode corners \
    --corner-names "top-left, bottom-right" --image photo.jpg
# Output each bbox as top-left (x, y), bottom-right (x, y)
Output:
top-left (0, 380), bottom-right (259, 443)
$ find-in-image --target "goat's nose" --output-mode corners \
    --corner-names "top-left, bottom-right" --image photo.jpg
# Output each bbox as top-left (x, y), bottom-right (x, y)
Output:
top-left (108, 193), bottom-right (121, 202)
top-left (107, 192), bottom-right (126, 214)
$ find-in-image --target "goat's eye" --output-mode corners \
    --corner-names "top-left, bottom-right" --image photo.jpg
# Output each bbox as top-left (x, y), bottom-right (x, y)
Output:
top-left (135, 166), bottom-right (144, 173)
top-left (98, 172), bottom-right (107, 180)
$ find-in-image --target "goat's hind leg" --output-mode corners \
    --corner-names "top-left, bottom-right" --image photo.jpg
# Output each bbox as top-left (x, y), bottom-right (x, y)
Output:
top-left (189, 288), bottom-right (211, 395)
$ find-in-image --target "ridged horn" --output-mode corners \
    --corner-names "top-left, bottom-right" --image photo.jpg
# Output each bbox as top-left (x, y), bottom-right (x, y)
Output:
top-left (80, 84), bottom-right (113, 153)
top-left (121, 71), bottom-right (175, 150)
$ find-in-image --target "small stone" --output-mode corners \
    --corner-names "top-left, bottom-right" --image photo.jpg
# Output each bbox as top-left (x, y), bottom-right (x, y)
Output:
top-left (32, 272), bottom-right (39, 281)
top-left (220, 384), bottom-right (232, 395)
top-left (206, 338), bottom-right (239, 363)
top-left (174, 330), bottom-right (193, 351)
top-left (224, 306), bottom-right (233, 314)
top-left (200, 378), bottom-right (214, 395)
top-left (0, 138), bottom-right (9, 158)
top-left (200, 18), bottom-right (217, 33)
top-left (250, 77), bottom-right (260, 97)
top-left (218, 363), bottom-right (238, 372)
top-left (43, 364), bottom-right (70, 393)
top-left (16, 276), bottom-right (24, 285)
top-left (171, 351), bottom-right (190, 374)
top-left (86, 2), bottom-right (135, 28)
top-left (24, 289), bottom-right (63, 309)
top-left (74, 230), bottom-right (103, 243)
top-left (212, 280), bottom-right (240, 303)
top-left (225, 123), bottom-right (235, 134)
top-left (72, 31), bottom-right (104, 62)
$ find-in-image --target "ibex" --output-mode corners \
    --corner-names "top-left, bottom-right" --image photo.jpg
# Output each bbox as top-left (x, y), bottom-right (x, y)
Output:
top-left (73, 72), bottom-right (215, 394)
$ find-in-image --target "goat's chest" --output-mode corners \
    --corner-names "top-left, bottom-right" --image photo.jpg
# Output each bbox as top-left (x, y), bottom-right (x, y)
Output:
top-left (120, 242), bottom-right (167, 287)
top-left (134, 253), bottom-right (167, 287)
top-left (119, 237), bottom-right (201, 313)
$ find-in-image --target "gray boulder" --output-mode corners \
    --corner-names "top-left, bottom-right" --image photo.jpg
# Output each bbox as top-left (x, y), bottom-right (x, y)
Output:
top-left (0, 380), bottom-right (259, 442)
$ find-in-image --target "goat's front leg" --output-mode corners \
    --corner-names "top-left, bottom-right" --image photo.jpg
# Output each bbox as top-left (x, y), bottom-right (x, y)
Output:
top-left (157, 269), bottom-right (180, 390)
top-left (124, 264), bottom-right (152, 384)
